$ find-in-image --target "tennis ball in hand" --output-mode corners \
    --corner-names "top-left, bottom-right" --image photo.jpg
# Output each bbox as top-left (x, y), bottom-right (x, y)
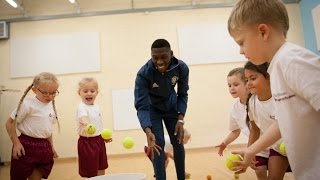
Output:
top-left (101, 128), bottom-right (112, 139)
top-left (279, 143), bottom-right (286, 156)
top-left (226, 154), bottom-right (241, 170)
top-left (122, 137), bottom-right (134, 149)
top-left (85, 123), bottom-right (96, 135)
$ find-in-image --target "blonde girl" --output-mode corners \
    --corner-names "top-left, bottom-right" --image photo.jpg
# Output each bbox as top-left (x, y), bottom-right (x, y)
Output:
top-left (76, 77), bottom-right (110, 178)
top-left (6, 72), bottom-right (60, 180)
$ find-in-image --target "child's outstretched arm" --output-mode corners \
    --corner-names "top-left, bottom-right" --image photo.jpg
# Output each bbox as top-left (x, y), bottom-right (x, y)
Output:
top-left (215, 129), bottom-right (241, 156)
top-left (79, 116), bottom-right (90, 135)
top-left (6, 117), bottom-right (25, 159)
top-left (232, 121), bottom-right (281, 174)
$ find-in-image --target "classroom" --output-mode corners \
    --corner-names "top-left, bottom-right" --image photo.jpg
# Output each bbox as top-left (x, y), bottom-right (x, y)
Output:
top-left (0, 0), bottom-right (319, 179)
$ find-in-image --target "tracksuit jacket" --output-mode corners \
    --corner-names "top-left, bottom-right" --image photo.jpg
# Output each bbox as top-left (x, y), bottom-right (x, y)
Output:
top-left (134, 57), bottom-right (189, 130)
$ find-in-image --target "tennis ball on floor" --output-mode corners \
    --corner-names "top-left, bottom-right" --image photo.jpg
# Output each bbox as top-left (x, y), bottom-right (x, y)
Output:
top-left (226, 154), bottom-right (241, 170)
top-left (101, 128), bottom-right (112, 139)
top-left (279, 142), bottom-right (286, 156)
top-left (234, 173), bottom-right (239, 179)
top-left (122, 137), bottom-right (134, 149)
top-left (85, 123), bottom-right (96, 135)
top-left (207, 174), bottom-right (212, 180)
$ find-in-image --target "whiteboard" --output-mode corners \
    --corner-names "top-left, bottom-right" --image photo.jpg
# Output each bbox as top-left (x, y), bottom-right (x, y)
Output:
top-left (112, 88), bottom-right (141, 130)
top-left (10, 32), bottom-right (101, 78)
top-left (177, 24), bottom-right (246, 65)
top-left (312, 4), bottom-right (320, 51)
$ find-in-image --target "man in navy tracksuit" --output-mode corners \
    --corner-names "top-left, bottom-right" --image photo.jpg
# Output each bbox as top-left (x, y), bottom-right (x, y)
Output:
top-left (134, 39), bottom-right (189, 180)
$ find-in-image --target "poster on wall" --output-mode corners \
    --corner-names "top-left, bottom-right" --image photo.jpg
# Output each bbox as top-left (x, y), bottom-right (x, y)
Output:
top-left (177, 24), bottom-right (246, 65)
top-left (312, 4), bottom-right (320, 51)
top-left (10, 32), bottom-right (101, 78)
top-left (112, 88), bottom-right (140, 130)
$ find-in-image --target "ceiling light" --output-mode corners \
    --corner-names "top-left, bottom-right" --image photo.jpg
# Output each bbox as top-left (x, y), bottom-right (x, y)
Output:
top-left (6, 0), bottom-right (18, 8)
top-left (69, 0), bottom-right (76, 3)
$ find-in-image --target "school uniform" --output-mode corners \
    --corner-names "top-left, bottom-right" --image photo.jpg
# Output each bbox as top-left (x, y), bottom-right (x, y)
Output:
top-left (268, 42), bottom-right (320, 179)
top-left (76, 102), bottom-right (108, 178)
top-left (9, 97), bottom-right (56, 180)
top-left (230, 99), bottom-right (269, 166)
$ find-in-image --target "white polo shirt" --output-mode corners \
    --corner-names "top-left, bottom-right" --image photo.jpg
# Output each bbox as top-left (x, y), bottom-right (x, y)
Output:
top-left (248, 95), bottom-right (283, 153)
top-left (230, 99), bottom-right (269, 158)
top-left (77, 102), bottom-right (103, 137)
top-left (268, 42), bottom-right (320, 179)
top-left (10, 96), bottom-right (56, 138)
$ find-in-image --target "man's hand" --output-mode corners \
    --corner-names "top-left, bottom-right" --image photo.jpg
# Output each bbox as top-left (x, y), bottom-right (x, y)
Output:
top-left (145, 128), bottom-right (161, 160)
top-left (174, 123), bottom-right (184, 144)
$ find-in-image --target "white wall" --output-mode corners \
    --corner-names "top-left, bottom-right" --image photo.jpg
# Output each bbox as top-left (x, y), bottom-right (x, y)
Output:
top-left (0, 4), bottom-right (304, 161)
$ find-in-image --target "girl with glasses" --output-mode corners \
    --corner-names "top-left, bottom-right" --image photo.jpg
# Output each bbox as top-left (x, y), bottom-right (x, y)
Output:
top-left (5, 72), bottom-right (60, 180)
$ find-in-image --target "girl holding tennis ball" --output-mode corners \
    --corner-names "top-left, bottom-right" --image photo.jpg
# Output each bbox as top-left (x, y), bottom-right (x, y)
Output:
top-left (244, 62), bottom-right (291, 179)
top-left (76, 77), bottom-right (111, 178)
top-left (216, 67), bottom-right (269, 180)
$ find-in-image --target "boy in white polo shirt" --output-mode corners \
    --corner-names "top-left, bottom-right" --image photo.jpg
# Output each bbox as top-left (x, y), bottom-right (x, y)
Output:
top-left (227, 0), bottom-right (320, 179)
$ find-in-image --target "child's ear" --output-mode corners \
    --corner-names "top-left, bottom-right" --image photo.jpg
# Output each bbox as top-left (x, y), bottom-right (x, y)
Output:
top-left (258, 24), bottom-right (269, 39)
top-left (31, 86), bottom-right (36, 93)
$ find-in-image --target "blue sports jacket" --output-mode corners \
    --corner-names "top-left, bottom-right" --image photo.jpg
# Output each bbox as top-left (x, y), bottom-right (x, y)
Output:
top-left (134, 57), bottom-right (189, 131)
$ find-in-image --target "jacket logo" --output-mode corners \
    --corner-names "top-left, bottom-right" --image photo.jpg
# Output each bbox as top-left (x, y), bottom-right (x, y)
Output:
top-left (152, 83), bottom-right (159, 88)
top-left (171, 76), bottom-right (178, 85)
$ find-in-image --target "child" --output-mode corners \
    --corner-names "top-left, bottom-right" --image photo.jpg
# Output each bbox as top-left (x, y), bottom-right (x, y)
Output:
top-left (216, 67), bottom-right (269, 180)
top-left (144, 128), bottom-right (191, 179)
top-left (245, 61), bottom-right (290, 179)
top-left (5, 72), bottom-right (60, 180)
top-left (76, 77), bottom-right (111, 178)
top-left (228, 0), bottom-right (320, 179)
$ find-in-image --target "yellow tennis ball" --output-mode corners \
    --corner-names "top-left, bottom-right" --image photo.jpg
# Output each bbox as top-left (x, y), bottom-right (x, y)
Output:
top-left (85, 123), bottom-right (96, 135)
top-left (279, 143), bottom-right (286, 156)
top-left (101, 128), bottom-right (112, 139)
top-left (226, 154), bottom-right (241, 170)
top-left (122, 137), bottom-right (134, 149)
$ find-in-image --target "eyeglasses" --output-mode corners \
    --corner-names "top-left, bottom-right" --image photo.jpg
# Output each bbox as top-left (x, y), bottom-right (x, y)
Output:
top-left (37, 88), bottom-right (59, 97)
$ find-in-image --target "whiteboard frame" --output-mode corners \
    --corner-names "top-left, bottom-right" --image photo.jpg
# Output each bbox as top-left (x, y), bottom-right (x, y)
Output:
top-left (10, 32), bottom-right (101, 78)
top-left (177, 24), bottom-right (245, 65)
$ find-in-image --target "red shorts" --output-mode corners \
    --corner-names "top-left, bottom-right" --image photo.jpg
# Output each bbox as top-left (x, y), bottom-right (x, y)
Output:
top-left (78, 135), bottom-right (108, 178)
top-left (269, 149), bottom-right (292, 172)
top-left (144, 146), bottom-right (168, 161)
top-left (255, 155), bottom-right (268, 167)
top-left (10, 134), bottom-right (54, 180)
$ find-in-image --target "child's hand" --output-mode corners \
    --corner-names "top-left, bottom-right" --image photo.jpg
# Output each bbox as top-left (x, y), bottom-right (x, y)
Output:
top-left (52, 147), bottom-right (59, 158)
top-left (215, 142), bottom-right (226, 156)
top-left (104, 138), bottom-right (112, 143)
top-left (231, 149), bottom-right (255, 174)
top-left (12, 141), bottom-right (25, 159)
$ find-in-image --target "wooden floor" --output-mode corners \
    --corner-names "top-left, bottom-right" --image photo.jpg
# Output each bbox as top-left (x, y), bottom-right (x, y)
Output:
top-left (0, 146), bottom-right (295, 180)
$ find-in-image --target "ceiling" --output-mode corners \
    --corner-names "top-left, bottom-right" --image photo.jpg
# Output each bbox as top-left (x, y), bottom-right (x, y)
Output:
top-left (0, 0), bottom-right (301, 22)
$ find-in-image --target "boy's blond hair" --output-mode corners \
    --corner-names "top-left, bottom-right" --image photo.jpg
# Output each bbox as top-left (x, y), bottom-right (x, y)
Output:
top-left (228, 0), bottom-right (289, 37)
